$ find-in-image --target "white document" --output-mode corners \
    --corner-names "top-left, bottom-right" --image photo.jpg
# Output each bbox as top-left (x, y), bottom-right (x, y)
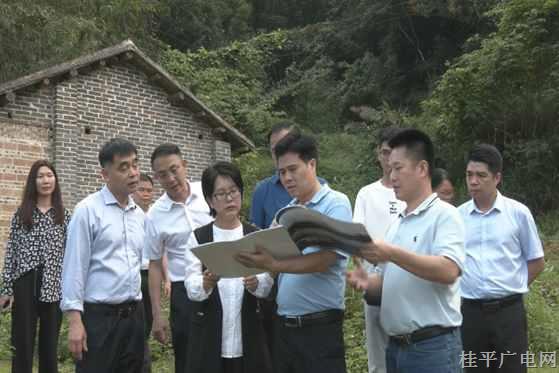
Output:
top-left (191, 226), bottom-right (301, 278)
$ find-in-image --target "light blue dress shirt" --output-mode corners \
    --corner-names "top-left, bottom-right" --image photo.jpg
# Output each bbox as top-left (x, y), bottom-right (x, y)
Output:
top-left (458, 191), bottom-right (544, 299)
top-left (60, 186), bottom-right (145, 312)
top-left (276, 184), bottom-right (352, 316)
top-left (380, 194), bottom-right (465, 336)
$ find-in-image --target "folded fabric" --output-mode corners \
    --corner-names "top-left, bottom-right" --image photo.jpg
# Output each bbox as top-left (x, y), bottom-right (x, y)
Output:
top-left (275, 205), bottom-right (372, 255)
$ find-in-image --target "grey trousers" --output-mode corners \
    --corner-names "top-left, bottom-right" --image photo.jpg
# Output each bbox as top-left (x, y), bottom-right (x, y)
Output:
top-left (364, 302), bottom-right (388, 373)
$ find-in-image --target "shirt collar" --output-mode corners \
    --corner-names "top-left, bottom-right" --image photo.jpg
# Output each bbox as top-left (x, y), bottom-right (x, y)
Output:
top-left (400, 193), bottom-right (438, 218)
top-left (101, 185), bottom-right (136, 211)
top-left (159, 180), bottom-right (201, 211)
top-left (469, 190), bottom-right (504, 215)
top-left (296, 184), bottom-right (331, 207)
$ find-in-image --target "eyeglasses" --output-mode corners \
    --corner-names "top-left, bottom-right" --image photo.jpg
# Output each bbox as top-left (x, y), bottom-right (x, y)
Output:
top-left (213, 188), bottom-right (240, 201)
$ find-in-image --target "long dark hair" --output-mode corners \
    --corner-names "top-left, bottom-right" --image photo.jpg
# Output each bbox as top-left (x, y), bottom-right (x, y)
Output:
top-left (18, 160), bottom-right (65, 230)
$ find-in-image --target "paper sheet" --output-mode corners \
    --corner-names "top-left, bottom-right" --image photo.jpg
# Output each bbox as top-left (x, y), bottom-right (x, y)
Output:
top-left (191, 226), bottom-right (301, 277)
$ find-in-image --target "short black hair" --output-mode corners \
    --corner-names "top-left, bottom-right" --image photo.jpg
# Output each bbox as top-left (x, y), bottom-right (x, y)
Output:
top-left (267, 121), bottom-right (300, 145)
top-left (431, 168), bottom-right (451, 190)
top-left (201, 161), bottom-right (244, 217)
top-left (98, 138), bottom-right (137, 167)
top-left (151, 143), bottom-right (182, 167)
top-left (139, 173), bottom-right (153, 185)
top-left (377, 126), bottom-right (402, 146)
top-left (467, 144), bottom-right (503, 174)
top-left (274, 132), bottom-right (318, 164)
top-left (388, 128), bottom-right (435, 177)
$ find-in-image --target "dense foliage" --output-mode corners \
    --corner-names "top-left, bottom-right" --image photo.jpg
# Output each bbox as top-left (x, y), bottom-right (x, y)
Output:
top-left (1, 1), bottom-right (558, 369)
top-left (419, 0), bottom-right (559, 212)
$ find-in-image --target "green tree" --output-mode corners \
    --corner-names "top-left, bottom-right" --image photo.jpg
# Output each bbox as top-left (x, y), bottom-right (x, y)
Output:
top-left (0, 0), bottom-right (162, 83)
top-left (420, 0), bottom-right (559, 212)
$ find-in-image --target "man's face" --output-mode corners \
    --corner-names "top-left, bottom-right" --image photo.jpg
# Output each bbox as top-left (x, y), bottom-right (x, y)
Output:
top-left (152, 154), bottom-right (188, 200)
top-left (277, 152), bottom-right (316, 200)
top-left (466, 161), bottom-right (500, 201)
top-left (377, 141), bottom-right (392, 175)
top-left (133, 180), bottom-right (154, 211)
top-left (101, 152), bottom-right (140, 199)
top-left (270, 129), bottom-right (291, 165)
top-left (389, 147), bottom-right (427, 203)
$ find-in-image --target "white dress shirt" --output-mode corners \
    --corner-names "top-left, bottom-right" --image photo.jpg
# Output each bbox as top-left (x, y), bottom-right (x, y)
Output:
top-left (353, 180), bottom-right (405, 273)
top-left (184, 224), bottom-right (273, 358)
top-left (145, 181), bottom-right (212, 282)
top-left (61, 186), bottom-right (145, 312)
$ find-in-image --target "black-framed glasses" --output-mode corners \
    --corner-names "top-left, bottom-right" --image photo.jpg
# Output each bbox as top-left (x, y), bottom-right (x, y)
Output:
top-left (213, 188), bottom-right (240, 201)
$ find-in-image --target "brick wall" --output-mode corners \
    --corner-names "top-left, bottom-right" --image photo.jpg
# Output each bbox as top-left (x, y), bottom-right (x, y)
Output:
top-left (0, 87), bottom-right (53, 266)
top-left (0, 60), bottom-right (233, 266)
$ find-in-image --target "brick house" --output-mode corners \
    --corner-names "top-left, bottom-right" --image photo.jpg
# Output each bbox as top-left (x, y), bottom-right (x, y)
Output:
top-left (0, 40), bottom-right (254, 264)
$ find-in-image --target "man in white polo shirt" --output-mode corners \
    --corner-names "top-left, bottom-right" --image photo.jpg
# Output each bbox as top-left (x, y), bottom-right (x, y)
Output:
top-left (348, 128), bottom-right (465, 373)
top-left (353, 126), bottom-right (405, 373)
top-left (145, 144), bottom-right (212, 373)
top-left (459, 144), bottom-right (544, 373)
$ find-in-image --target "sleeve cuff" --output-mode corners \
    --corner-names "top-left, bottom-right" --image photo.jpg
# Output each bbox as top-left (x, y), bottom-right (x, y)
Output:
top-left (185, 275), bottom-right (212, 301)
top-left (60, 299), bottom-right (84, 313)
top-left (250, 273), bottom-right (274, 298)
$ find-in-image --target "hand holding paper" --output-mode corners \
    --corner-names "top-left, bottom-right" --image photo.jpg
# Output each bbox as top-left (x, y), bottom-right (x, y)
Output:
top-left (243, 275), bottom-right (259, 292)
top-left (202, 269), bottom-right (220, 293)
top-left (236, 246), bottom-right (276, 272)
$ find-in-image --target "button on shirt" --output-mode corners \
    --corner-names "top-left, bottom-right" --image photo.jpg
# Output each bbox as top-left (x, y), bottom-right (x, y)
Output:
top-left (145, 181), bottom-right (212, 282)
top-left (458, 192), bottom-right (544, 299)
top-left (184, 224), bottom-right (273, 358)
top-left (60, 186), bottom-right (145, 312)
top-left (276, 184), bottom-right (352, 316)
top-left (380, 194), bottom-right (465, 336)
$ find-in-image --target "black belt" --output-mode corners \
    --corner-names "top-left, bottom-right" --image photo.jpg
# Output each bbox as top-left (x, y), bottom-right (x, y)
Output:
top-left (462, 294), bottom-right (522, 312)
top-left (279, 309), bottom-right (344, 328)
top-left (390, 326), bottom-right (457, 346)
top-left (84, 301), bottom-right (140, 318)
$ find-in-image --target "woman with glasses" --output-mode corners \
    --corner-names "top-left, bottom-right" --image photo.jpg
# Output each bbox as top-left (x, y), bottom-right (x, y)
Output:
top-left (184, 161), bottom-right (273, 373)
top-left (0, 160), bottom-right (70, 373)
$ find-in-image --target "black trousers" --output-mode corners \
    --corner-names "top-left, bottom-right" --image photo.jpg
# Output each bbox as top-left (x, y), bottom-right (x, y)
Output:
top-left (273, 318), bottom-right (346, 373)
top-left (260, 299), bottom-right (277, 362)
top-left (76, 301), bottom-right (145, 373)
top-left (223, 358), bottom-right (244, 373)
top-left (461, 296), bottom-right (528, 373)
top-left (141, 270), bottom-right (153, 373)
top-left (141, 270), bottom-right (153, 338)
top-left (170, 281), bottom-right (191, 373)
top-left (10, 268), bottom-right (62, 373)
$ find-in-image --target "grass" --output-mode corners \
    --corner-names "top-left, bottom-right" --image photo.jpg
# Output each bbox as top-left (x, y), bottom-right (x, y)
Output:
top-left (1, 243), bottom-right (558, 372)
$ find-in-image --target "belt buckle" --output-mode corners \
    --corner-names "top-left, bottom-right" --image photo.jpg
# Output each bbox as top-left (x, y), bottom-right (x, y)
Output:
top-left (285, 316), bottom-right (303, 328)
top-left (394, 333), bottom-right (412, 345)
top-left (402, 334), bottom-right (412, 345)
top-left (118, 305), bottom-right (133, 318)
top-left (481, 300), bottom-right (500, 312)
